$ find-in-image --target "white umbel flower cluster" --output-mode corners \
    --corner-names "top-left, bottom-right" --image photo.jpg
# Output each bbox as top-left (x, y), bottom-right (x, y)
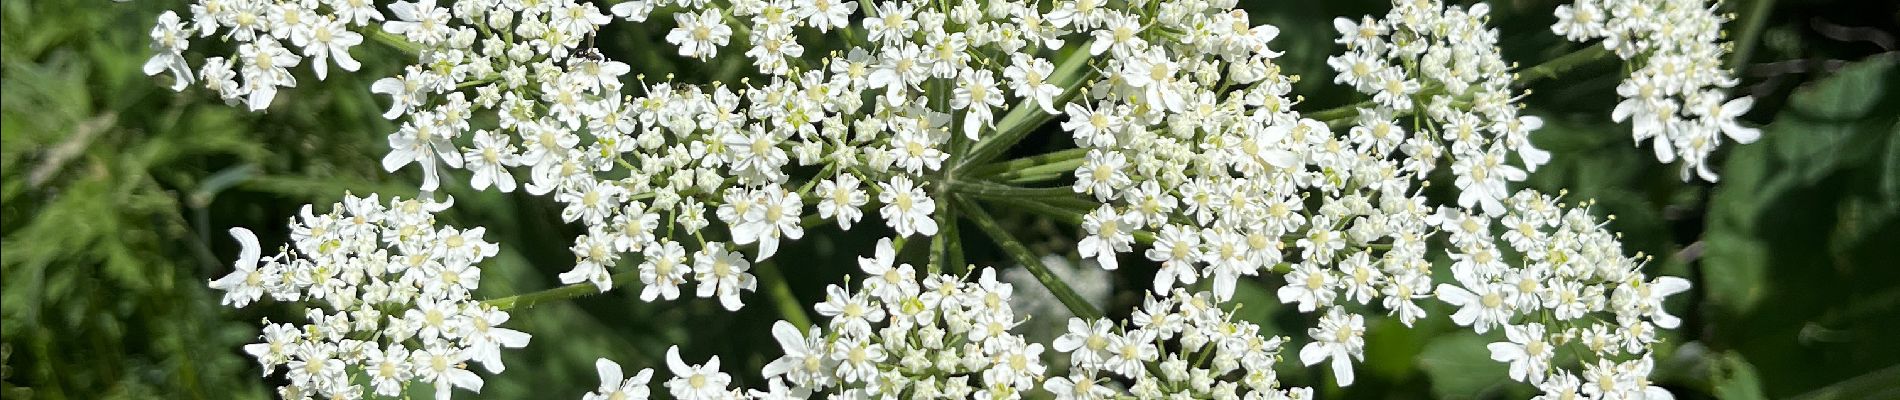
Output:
top-left (757, 238), bottom-right (1048, 398)
top-left (152, 0), bottom-right (1732, 396)
top-left (1050, 290), bottom-right (1309, 399)
top-left (144, 0), bottom-right (370, 110)
top-left (1436, 191), bottom-right (1688, 398)
top-left (1051, 0), bottom-right (1693, 394)
top-left (1554, 0), bottom-right (1761, 181)
top-left (209, 194), bottom-right (529, 400)
top-left (1329, 1), bottom-right (1546, 217)
top-left (575, 238), bottom-right (1051, 400)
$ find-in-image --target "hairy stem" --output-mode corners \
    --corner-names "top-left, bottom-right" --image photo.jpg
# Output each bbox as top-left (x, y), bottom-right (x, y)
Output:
top-left (943, 178), bottom-right (1077, 199)
top-left (367, 30), bottom-right (422, 56)
top-left (959, 196), bottom-right (1102, 320)
top-left (484, 271), bottom-right (638, 310)
top-left (969, 194), bottom-right (1157, 244)
top-left (755, 260), bottom-right (814, 330)
top-left (929, 201), bottom-right (958, 275)
top-left (967, 148), bottom-right (1090, 177)
top-left (1516, 45), bottom-right (1613, 87)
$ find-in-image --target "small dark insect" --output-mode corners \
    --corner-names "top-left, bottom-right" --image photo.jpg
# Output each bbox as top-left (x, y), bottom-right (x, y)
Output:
top-left (578, 47), bottom-right (606, 62)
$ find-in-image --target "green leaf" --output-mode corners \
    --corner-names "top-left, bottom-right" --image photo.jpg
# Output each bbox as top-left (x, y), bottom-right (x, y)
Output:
top-left (1770, 57), bottom-right (1898, 184)
top-left (1712, 352), bottom-right (1768, 400)
top-left (1883, 121), bottom-right (1900, 208)
top-left (1416, 333), bottom-right (1511, 399)
top-left (1700, 55), bottom-right (1900, 396)
top-left (1787, 58), bottom-right (1894, 120)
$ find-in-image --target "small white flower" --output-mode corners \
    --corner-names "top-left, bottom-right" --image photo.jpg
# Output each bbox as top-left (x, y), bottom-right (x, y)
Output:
top-left (877, 176), bottom-right (937, 237)
top-left (211, 228), bottom-right (269, 307)
top-left (384, 0), bottom-right (451, 45)
top-left (461, 306), bottom-right (531, 373)
top-left (761, 320), bottom-right (828, 386)
top-left (1003, 54), bottom-right (1064, 114)
top-left (561, 232), bottom-right (619, 291)
top-left (413, 343), bottom-right (483, 400)
top-left (1052, 318), bottom-right (1115, 369)
top-left (663, 346), bottom-right (731, 400)
top-left (817, 175), bottom-right (869, 230)
top-left (1277, 264), bottom-right (1336, 313)
top-left (463, 130), bottom-right (519, 192)
top-left (798, 0), bottom-right (855, 32)
top-left (857, 238), bottom-right (916, 301)
top-left (952, 68), bottom-right (1005, 139)
top-left (692, 243), bottom-right (757, 310)
top-left (1438, 280), bottom-right (1512, 334)
top-left (1072, 150), bottom-right (1131, 201)
top-left (145, 11), bottom-right (194, 91)
top-left (1077, 205), bottom-right (1133, 270)
top-left (813, 284), bottom-right (884, 338)
top-left (1488, 323), bottom-right (1554, 383)
top-left (1299, 307), bottom-right (1365, 386)
top-left (667, 9), bottom-right (732, 60)
top-left (370, 67), bottom-right (437, 119)
top-left (1451, 147), bottom-right (1527, 216)
top-left (1145, 224), bottom-right (1202, 292)
top-left (731, 185), bottom-right (804, 261)
top-left (611, 0), bottom-right (655, 22)
top-left (1061, 102), bottom-right (1123, 148)
top-left (295, 15), bottom-right (362, 80)
top-left (1103, 328), bottom-right (1157, 377)
top-left (584, 358), bottom-right (654, 400)
top-left (638, 239), bottom-right (690, 301)
top-left (236, 38), bottom-right (301, 110)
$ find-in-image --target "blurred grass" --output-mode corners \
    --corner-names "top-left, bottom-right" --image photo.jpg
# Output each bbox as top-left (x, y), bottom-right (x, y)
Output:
top-left (1, 0), bottom-right (1897, 399)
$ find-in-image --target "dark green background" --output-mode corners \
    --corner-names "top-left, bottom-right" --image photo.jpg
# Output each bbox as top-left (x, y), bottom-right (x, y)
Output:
top-left (3, 0), bottom-right (1896, 398)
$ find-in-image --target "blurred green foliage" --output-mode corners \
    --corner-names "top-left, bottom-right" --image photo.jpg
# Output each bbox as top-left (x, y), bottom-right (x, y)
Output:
top-left (2, 0), bottom-right (1897, 399)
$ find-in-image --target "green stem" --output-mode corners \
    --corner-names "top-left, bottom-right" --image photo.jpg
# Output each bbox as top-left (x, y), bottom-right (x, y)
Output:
top-left (982, 151), bottom-right (1092, 184)
top-left (943, 178), bottom-right (1076, 199)
top-left (968, 148), bottom-right (1090, 177)
top-left (1516, 45), bottom-right (1613, 88)
top-left (755, 260), bottom-right (814, 330)
top-left (970, 194), bottom-right (1156, 244)
top-left (955, 45), bottom-right (1095, 172)
top-left (484, 271), bottom-right (639, 310)
top-left (929, 199), bottom-right (956, 275)
top-left (958, 196), bottom-right (1102, 320)
top-left (367, 30), bottom-right (422, 56)
top-left (1306, 99), bottom-right (1374, 123)
top-left (1727, 0), bottom-right (1777, 69)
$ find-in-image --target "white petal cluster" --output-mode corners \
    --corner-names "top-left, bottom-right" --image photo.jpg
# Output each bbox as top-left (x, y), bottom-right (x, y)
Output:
top-left (153, 0), bottom-right (1727, 396)
top-left (1436, 191), bottom-right (1689, 397)
top-left (145, 0), bottom-right (374, 109)
top-left (1328, 1), bottom-right (1545, 217)
top-left (1555, 0), bottom-right (1761, 181)
top-left (583, 346), bottom-right (742, 400)
top-left (1059, 0), bottom-right (1694, 392)
top-left (759, 238), bottom-right (1048, 399)
top-left (209, 194), bottom-right (528, 400)
top-left (1048, 290), bottom-right (1310, 399)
